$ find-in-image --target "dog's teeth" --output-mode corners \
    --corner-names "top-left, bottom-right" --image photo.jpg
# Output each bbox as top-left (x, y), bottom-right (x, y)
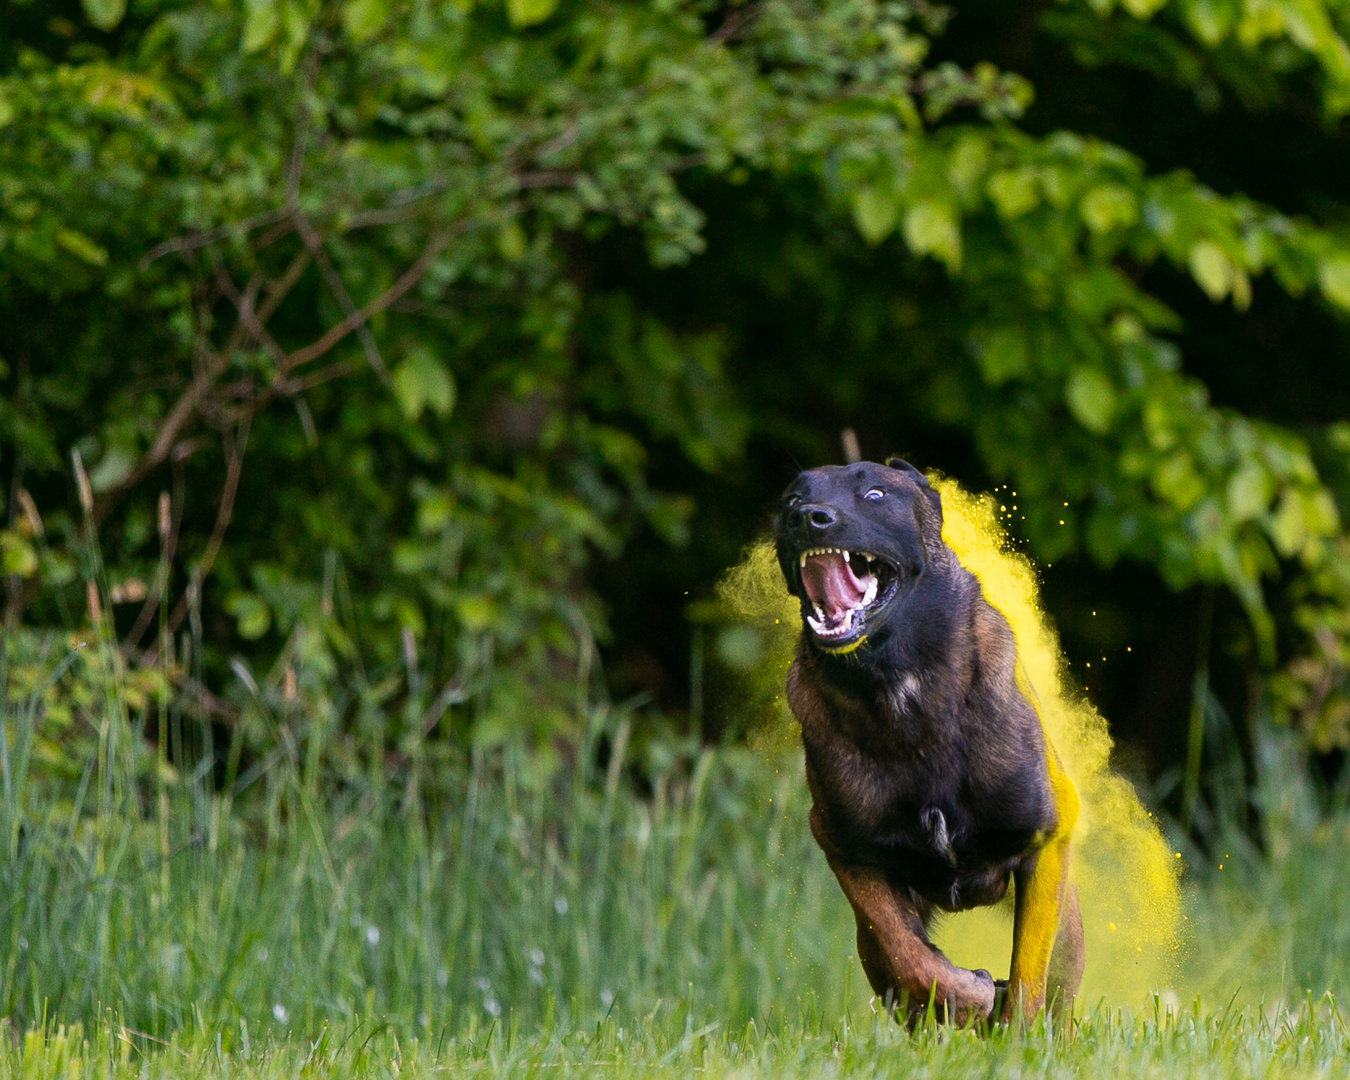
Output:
top-left (842, 551), bottom-right (850, 563)
top-left (800, 553), bottom-right (808, 570)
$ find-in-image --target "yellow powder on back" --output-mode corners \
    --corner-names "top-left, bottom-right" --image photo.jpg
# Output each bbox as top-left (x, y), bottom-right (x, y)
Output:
top-left (927, 477), bottom-right (1181, 1005)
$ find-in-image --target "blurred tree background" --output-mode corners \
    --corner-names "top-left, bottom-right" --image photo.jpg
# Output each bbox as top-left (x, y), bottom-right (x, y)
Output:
top-left (4, 0), bottom-right (1350, 826)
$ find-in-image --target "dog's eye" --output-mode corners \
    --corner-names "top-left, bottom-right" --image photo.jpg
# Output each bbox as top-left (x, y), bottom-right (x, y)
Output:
top-left (785, 492), bottom-right (802, 507)
top-left (863, 488), bottom-right (885, 501)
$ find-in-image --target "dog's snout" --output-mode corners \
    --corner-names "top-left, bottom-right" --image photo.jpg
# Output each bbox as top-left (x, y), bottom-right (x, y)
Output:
top-left (794, 504), bottom-right (837, 531)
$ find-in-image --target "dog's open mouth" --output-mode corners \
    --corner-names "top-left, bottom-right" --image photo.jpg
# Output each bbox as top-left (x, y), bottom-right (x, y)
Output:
top-left (798, 548), bottom-right (899, 643)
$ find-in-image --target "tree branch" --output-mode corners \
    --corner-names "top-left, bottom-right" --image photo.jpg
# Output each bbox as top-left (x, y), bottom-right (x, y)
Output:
top-left (294, 212), bottom-right (389, 383)
top-left (140, 209), bottom-right (292, 269)
top-left (279, 223), bottom-right (466, 374)
top-left (143, 416), bottom-right (252, 659)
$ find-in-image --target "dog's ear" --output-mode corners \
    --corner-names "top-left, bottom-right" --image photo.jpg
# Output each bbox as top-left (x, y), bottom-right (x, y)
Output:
top-left (885, 456), bottom-right (943, 523)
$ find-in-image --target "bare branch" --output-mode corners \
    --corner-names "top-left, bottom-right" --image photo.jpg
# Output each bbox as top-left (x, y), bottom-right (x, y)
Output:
top-left (103, 248), bottom-right (314, 512)
top-left (710, 2), bottom-right (760, 44)
top-left (535, 124), bottom-right (579, 160)
top-left (213, 263), bottom-right (287, 367)
top-left (343, 181), bottom-right (450, 230)
top-left (516, 170), bottom-right (577, 189)
top-left (156, 416), bottom-right (252, 645)
top-left (257, 247), bottom-right (313, 326)
top-left (295, 212), bottom-right (389, 383)
top-left (140, 209), bottom-right (292, 269)
top-left (286, 49), bottom-right (322, 209)
top-left (280, 222), bottom-right (467, 373)
top-left (278, 357), bottom-right (361, 395)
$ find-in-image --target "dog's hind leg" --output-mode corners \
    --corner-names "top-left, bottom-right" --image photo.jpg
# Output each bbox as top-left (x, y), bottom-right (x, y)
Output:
top-left (1006, 742), bottom-right (1081, 1023)
top-left (1045, 879), bottom-right (1084, 1021)
top-left (1006, 834), bottom-right (1075, 1022)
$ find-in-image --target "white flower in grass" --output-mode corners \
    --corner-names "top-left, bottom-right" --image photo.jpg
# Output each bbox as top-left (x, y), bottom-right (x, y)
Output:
top-left (474, 976), bottom-right (492, 993)
top-left (483, 998), bottom-right (501, 1018)
top-left (436, 968), bottom-right (449, 988)
top-left (600, 988), bottom-right (614, 1008)
top-left (553, 896), bottom-right (568, 916)
top-left (365, 924), bottom-right (380, 946)
top-left (418, 1013), bottom-right (430, 1029)
top-left (272, 1003), bottom-right (289, 1024)
top-left (527, 947), bottom-right (545, 967)
top-left (253, 945), bottom-right (269, 963)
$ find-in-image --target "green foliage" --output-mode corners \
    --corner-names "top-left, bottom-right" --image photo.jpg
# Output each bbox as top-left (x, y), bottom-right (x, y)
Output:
top-left (5, 0), bottom-right (1350, 755)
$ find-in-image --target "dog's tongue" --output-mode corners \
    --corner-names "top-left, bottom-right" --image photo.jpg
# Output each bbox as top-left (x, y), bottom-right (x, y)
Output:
top-left (801, 552), bottom-right (868, 621)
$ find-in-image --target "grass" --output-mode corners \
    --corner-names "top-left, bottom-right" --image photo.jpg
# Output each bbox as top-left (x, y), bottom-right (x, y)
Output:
top-left (8, 999), bottom-right (1350, 1078)
top-left (0, 630), bottom-right (1349, 1076)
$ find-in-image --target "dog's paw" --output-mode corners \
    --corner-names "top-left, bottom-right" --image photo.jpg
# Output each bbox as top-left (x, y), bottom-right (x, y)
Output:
top-left (948, 967), bottom-right (995, 1027)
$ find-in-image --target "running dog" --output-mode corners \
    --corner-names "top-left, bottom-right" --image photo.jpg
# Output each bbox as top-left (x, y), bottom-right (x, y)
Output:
top-left (775, 458), bottom-right (1083, 1026)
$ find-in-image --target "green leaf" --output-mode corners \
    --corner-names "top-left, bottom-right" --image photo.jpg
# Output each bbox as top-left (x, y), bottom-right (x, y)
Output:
top-left (1306, 489), bottom-right (1340, 536)
top-left (343, 0), bottom-right (389, 42)
top-left (1227, 463), bottom-right (1272, 521)
top-left (226, 593), bottom-right (272, 640)
top-left (1184, 0), bottom-right (1235, 45)
top-left (1065, 367), bottom-right (1117, 433)
top-left (243, 0), bottom-right (279, 53)
top-left (1080, 184), bottom-right (1138, 234)
top-left (497, 220), bottom-right (527, 262)
top-left (1188, 240), bottom-right (1234, 301)
top-left (1317, 255), bottom-right (1350, 311)
top-left (1121, 0), bottom-right (1168, 16)
top-left (0, 530), bottom-right (38, 578)
top-left (1152, 453), bottom-right (1205, 511)
top-left (507, 0), bottom-right (560, 29)
top-left (81, 0), bottom-right (126, 31)
top-left (851, 187), bottom-right (898, 245)
top-left (456, 593), bottom-right (497, 632)
top-left (903, 201), bottom-right (962, 271)
top-left (88, 446), bottom-right (136, 493)
top-left (986, 169), bottom-right (1040, 219)
top-left (974, 328), bottom-right (1029, 384)
top-left (56, 229), bottom-right (109, 268)
top-left (1268, 490), bottom-right (1307, 556)
top-left (393, 348), bottom-right (456, 420)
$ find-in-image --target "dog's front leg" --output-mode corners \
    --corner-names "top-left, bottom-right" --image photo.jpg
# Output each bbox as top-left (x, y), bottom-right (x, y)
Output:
top-left (811, 810), bottom-right (994, 1026)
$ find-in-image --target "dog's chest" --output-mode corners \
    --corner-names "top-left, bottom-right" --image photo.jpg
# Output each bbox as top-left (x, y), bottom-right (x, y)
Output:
top-left (805, 725), bottom-right (961, 840)
top-left (801, 699), bottom-right (1048, 892)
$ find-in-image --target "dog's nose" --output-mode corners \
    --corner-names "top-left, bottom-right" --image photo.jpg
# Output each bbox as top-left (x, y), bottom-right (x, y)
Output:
top-left (794, 504), bottom-right (837, 531)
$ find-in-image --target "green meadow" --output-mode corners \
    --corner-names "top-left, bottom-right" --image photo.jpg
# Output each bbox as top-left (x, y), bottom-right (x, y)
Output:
top-left (0, 638), bottom-right (1347, 1078)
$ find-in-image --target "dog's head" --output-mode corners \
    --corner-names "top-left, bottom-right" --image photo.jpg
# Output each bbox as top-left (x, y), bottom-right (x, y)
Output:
top-left (775, 458), bottom-right (944, 656)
